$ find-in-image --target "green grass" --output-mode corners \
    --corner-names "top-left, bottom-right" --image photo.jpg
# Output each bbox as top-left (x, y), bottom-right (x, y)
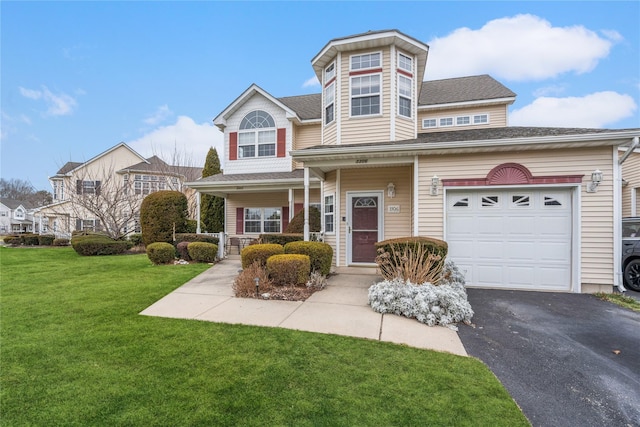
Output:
top-left (595, 292), bottom-right (640, 312)
top-left (0, 247), bottom-right (529, 426)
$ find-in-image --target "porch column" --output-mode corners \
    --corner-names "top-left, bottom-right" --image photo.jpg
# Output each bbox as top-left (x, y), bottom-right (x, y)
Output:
top-left (304, 167), bottom-right (310, 241)
top-left (196, 192), bottom-right (201, 234)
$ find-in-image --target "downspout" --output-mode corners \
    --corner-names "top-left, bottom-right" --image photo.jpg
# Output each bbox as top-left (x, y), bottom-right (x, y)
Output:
top-left (196, 192), bottom-right (201, 234)
top-left (303, 167), bottom-right (310, 241)
top-left (616, 136), bottom-right (639, 292)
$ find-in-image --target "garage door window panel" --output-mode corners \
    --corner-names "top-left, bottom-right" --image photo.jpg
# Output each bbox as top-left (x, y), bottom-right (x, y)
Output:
top-left (481, 195), bottom-right (500, 208)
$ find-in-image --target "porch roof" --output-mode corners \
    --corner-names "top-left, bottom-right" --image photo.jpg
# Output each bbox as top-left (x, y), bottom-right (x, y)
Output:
top-left (186, 169), bottom-right (321, 196)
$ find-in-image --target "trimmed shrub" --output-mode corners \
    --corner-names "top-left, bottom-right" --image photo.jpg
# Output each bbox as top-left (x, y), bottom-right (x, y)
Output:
top-left (128, 233), bottom-right (143, 246)
top-left (21, 234), bottom-right (40, 246)
top-left (185, 219), bottom-right (198, 233)
top-left (146, 242), bottom-right (176, 265)
top-left (259, 233), bottom-right (304, 245)
top-left (174, 233), bottom-right (219, 246)
top-left (3, 236), bottom-right (21, 246)
top-left (267, 254), bottom-right (311, 285)
top-left (375, 236), bottom-right (448, 284)
top-left (284, 207), bottom-right (321, 233)
top-left (233, 261), bottom-right (274, 298)
top-left (284, 241), bottom-right (333, 276)
top-left (53, 238), bottom-right (70, 246)
top-left (71, 235), bottom-right (129, 256)
top-left (187, 242), bottom-right (218, 263)
top-left (140, 190), bottom-right (189, 246)
top-left (37, 235), bottom-right (56, 246)
top-left (241, 243), bottom-right (284, 269)
top-left (176, 241), bottom-right (191, 261)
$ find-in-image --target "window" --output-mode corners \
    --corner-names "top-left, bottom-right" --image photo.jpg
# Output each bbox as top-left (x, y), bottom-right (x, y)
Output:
top-left (351, 52), bottom-right (381, 71)
top-left (53, 180), bottom-right (64, 201)
top-left (512, 195), bottom-right (530, 207)
top-left (452, 197), bottom-right (469, 207)
top-left (423, 119), bottom-right (437, 128)
top-left (238, 110), bottom-right (276, 159)
top-left (398, 53), bottom-right (412, 73)
top-left (0, 211), bottom-right (7, 217)
top-left (351, 74), bottom-right (381, 116)
top-left (82, 219), bottom-right (97, 231)
top-left (544, 196), bottom-right (562, 206)
top-left (456, 116), bottom-right (470, 125)
top-left (474, 114), bottom-right (489, 124)
top-left (398, 75), bottom-right (412, 118)
top-left (325, 82), bottom-right (335, 125)
top-left (481, 196), bottom-right (499, 207)
top-left (134, 175), bottom-right (168, 195)
top-left (77, 180), bottom-right (100, 195)
top-left (244, 208), bottom-right (281, 234)
top-left (325, 62), bottom-right (335, 82)
top-left (439, 117), bottom-right (453, 127)
top-left (324, 194), bottom-right (334, 233)
top-left (14, 208), bottom-right (25, 219)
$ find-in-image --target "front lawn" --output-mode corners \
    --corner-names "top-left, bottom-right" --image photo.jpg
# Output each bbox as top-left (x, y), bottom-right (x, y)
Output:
top-left (0, 247), bottom-right (529, 426)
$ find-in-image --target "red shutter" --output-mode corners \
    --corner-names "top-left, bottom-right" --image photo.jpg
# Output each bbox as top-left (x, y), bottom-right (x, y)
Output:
top-left (236, 207), bottom-right (244, 234)
top-left (277, 128), bottom-right (286, 158)
top-left (294, 203), bottom-right (303, 215)
top-left (282, 206), bottom-right (290, 232)
top-left (229, 132), bottom-right (238, 161)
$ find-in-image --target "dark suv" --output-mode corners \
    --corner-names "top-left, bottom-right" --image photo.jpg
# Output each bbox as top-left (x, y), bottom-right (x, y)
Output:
top-left (622, 217), bottom-right (640, 291)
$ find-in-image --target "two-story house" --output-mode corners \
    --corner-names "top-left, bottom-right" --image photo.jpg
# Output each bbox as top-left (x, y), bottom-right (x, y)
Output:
top-left (0, 198), bottom-right (37, 234)
top-left (187, 29), bottom-right (640, 293)
top-left (36, 142), bottom-right (202, 238)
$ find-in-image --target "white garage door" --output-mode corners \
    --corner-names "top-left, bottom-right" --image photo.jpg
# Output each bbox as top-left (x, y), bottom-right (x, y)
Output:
top-left (446, 189), bottom-right (573, 291)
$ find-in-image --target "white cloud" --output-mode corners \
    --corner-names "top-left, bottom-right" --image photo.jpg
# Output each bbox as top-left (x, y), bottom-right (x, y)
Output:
top-left (128, 115), bottom-right (224, 169)
top-left (143, 104), bottom-right (173, 126)
top-left (532, 84), bottom-right (567, 97)
top-left (426, 14), bottom-right (616, 81)
top-left (510, 91), bottom-right (637, 128)
top-left (303, 76), bottom-right (320, 88)
top-left (19, 85), bottom-right (77, 116)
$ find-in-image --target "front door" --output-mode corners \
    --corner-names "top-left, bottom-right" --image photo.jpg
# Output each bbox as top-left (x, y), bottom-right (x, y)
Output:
top-left (348, 192), bottom-right (382, 264)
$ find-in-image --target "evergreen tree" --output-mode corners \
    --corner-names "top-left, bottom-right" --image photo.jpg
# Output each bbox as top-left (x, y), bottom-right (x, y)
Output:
top-left (200, 147), bottom-right (225, 232)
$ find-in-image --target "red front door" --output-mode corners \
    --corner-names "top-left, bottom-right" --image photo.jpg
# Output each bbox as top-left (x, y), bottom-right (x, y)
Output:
top-left (351, 195), bottom-right (379, 263)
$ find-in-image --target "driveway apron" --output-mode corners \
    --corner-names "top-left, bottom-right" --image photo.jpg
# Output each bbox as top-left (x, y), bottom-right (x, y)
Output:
top-left (457, 289), bottom-right (640, 427)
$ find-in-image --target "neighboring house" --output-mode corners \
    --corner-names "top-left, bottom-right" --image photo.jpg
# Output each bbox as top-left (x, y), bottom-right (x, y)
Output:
top-left (35, 142), bottom-right (202, 239)
top-left (186, 29), bottom-right (640, 293)
top-left (0, 198), bottom-right (37, 234)
top-left (621, 149), bottom-right (640, 217)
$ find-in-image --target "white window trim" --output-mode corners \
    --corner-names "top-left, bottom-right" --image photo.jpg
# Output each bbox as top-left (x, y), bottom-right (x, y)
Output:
top-left (397, 52), bottom-right (413, 74)
top-left (349, 51), bottom-right (382, 72)
top-left (456, 115), bottom-right (471, 126)
top-left (349, 73), bottom-right (383, 118)
top-left (324, 81), bottom-right (335, 126)
top-left (422, 112), bottom-right (491, 129)
top-left (324, 193), bottom-right (335, 234)
top-left (238, 129), bottom-right (277, 159)
top-left (398, 74), bottom-right (412, 119)
top-left (244, 207), bottom-right (282, 234)
top-left (325, 61), bottom-right (336, 83)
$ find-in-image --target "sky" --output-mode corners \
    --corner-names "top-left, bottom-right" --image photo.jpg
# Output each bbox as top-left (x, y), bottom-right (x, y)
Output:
top-left (1, 1), bottom-right (639, 192)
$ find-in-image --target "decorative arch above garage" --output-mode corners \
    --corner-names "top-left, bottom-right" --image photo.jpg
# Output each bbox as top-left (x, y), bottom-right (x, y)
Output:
top-left (442, 163), bottom-right (584, 187)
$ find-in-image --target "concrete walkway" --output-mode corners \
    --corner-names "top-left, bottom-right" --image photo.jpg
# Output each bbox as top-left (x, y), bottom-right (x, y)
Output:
top-left (140, 258), bottom-right (467, 356)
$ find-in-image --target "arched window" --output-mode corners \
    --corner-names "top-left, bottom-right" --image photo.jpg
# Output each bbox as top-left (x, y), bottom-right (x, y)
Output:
top-left (238, 110), bottom-right (276, 158)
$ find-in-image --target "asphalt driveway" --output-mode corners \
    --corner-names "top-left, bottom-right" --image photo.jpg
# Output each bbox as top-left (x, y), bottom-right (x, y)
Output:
top-left (457, 289), bottom-right (640, 427)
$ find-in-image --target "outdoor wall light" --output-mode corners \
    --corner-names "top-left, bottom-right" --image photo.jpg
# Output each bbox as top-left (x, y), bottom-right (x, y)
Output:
top-left (587, 169), bottom-right (603, 193)
top-left (254, 277), bottom-right (260, 296)
top-left (387, 182), bottom-right (396, 198)
top-left (430, 175), bottom-right (440, 196)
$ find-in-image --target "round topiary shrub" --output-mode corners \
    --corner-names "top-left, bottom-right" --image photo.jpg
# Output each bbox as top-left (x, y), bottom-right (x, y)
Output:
top-left (187, 242), bottom-right (218, 263)
top-left (284, 241), bottom-right (333, 276)
top-left (241, 243), bottom-right (284, 269)
top-left (140, 190), bottom-right (189, 246)
top-left (146, 242), bottom-right (176, 265)
top-left (266, 254), bottom-right (311, 285)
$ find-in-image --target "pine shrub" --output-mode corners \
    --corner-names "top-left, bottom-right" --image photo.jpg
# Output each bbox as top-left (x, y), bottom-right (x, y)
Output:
top-left (146, 242), bottom-right (176, 265)
top-left (284, 207), bottom-right (321, 233)
top-left (241, 243), bottom-right (284, 269)
top-left (267, 254), bottom-right (311, 285)
top-left (187, 242), bottom-right (218, 263)
top-left (284, 241), bottom-right (333, 276)
top-left (140, 190), bottom-right (189, 246)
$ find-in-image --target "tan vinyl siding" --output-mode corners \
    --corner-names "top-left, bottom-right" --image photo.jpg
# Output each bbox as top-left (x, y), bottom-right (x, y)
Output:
top-left (418, 104), bottom-right (508, 132)
top-left (621, 151), bottom-right (640, 217)
top-left (340, 47), bottom-right (392, 145)
top-left (395, 116), bottom-right (415, 141)
top-left (323, 121), bottom-right (338, 146)
top-left (336, 166), bottom-right (412, 265)
top-left (417, 147), bottom-right (615, 287)
top-left (293, 124), bottom-right (321, 169)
